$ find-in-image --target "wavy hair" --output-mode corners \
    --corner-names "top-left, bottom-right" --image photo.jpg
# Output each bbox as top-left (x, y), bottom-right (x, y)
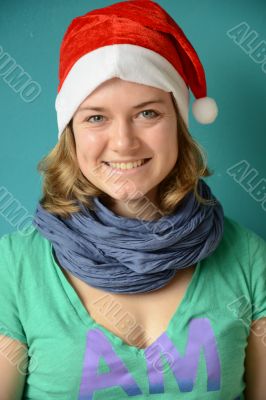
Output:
top-left (37, 93), bottom-right (215, 219)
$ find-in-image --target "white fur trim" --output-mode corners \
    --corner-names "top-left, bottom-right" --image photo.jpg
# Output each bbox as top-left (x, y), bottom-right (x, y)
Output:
top-left (55, 44), bottom-right (189, 139)
top-left (192, 97), bottom-right (218, 124)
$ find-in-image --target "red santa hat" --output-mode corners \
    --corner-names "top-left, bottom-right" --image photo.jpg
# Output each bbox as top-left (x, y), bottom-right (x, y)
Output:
top-left (55, 0), bottom-right (218, 139)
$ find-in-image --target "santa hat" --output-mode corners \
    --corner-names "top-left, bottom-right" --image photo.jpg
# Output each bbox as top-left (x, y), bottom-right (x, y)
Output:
top-left (55, 0), bottom-right (218, 139)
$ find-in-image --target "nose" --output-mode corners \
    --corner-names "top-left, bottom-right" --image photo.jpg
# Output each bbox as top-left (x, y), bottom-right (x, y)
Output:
top-left (108, 118), bottom-right (140, 152)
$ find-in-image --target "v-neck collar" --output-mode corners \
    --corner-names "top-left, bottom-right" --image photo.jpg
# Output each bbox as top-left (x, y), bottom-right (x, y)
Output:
top-left (50, 242), bottom-right (202, 357)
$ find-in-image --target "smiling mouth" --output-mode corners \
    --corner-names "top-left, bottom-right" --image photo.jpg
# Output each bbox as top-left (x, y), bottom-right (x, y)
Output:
top-left (103, 158), bottom-right (151, 165)
top-left (101, 158), bottom-right (152, 171)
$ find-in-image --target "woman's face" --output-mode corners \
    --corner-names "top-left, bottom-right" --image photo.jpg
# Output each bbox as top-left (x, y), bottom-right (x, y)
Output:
top-left (72, 77), bottom-right (178, 212)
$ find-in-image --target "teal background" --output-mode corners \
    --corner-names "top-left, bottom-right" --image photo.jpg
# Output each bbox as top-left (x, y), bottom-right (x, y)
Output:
top-left (0, 0), bottom-right (265, 239)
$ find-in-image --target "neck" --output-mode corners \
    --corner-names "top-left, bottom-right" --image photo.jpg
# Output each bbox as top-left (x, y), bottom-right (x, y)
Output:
top-left (101, 193), bottom-right (163, 221)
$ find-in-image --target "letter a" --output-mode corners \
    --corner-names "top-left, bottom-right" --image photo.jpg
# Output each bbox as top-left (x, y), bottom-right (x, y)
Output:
top-left (78, 328), bottom-right (142, 399)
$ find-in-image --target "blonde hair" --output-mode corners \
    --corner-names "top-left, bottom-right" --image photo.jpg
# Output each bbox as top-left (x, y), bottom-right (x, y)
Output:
top-left (37, 93), bottom-right (215, 219)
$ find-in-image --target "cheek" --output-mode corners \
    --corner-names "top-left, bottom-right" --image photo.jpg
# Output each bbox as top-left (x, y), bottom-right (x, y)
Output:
top-left (152, 121), bottom-right (178, 153)
top-left (75, 133), bottom-right (105, 164)
top-left (159, 126), bottom-right (178, 167)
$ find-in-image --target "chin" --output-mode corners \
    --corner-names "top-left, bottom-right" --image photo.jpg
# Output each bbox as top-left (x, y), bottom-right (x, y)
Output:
top-left (103, 186), bottom-right (143, 201)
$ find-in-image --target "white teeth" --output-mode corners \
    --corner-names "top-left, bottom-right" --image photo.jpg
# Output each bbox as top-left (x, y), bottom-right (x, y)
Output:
top-left (107, 159), bottom-right (146, 169)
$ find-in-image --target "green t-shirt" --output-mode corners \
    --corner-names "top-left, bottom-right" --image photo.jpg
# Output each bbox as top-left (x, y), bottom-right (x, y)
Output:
top-left (0, 215), bottom-right (265, 399)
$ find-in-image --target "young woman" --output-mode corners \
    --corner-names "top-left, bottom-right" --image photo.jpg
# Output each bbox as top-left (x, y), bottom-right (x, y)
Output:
top-left (0, 1), bottom-right (265, 399)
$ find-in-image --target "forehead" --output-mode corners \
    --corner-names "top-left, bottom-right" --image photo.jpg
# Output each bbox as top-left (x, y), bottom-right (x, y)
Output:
top-left (82, 78), bottom-right (170, 102)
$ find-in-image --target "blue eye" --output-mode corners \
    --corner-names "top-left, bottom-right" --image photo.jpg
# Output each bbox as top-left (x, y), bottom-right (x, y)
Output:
top-left (140, 110), bottom-right (159, 118)
top-left (86, 115), bottom-right (105, 123)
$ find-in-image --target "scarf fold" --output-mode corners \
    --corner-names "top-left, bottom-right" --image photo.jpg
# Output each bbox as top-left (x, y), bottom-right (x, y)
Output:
top-left (33, 179), bottom-right (224, 294)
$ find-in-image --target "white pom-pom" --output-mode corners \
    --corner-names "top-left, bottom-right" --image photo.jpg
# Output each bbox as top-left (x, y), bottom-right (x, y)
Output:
top-left (192, 97), bottom-right (218, 124)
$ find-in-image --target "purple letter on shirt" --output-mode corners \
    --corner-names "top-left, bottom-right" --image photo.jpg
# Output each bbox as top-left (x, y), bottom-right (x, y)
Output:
top-left (145, 318), bottom-right (221, 393)
top-left (78, 328), bottom-right (142, 399)
top-left (78, 318), bottom-right (221, 398)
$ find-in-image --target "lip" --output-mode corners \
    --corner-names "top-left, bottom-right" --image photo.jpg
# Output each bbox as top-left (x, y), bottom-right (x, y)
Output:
top-left (102, 158), bottom-right (152, 175)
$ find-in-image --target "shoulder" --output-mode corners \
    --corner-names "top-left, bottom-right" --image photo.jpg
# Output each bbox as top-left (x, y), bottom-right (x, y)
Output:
top-left (0, 226), bottom-right (50, 264)
top-left (0, 227), bottom-right (54, 295)
top-left (215, 215), bottom-right (265, 261)
top-left (218, 215), bottom-right (266, 321)
top-left (208, 216), bottom-right (266, 306)
top-left (222, 215), bottom-right (254, 244)
top-left (224, 214), bottom-right (265, 240)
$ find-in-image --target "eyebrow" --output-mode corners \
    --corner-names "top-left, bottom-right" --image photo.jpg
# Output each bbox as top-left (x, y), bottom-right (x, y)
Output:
top-left (77, 99), bottom-right (165, 113)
